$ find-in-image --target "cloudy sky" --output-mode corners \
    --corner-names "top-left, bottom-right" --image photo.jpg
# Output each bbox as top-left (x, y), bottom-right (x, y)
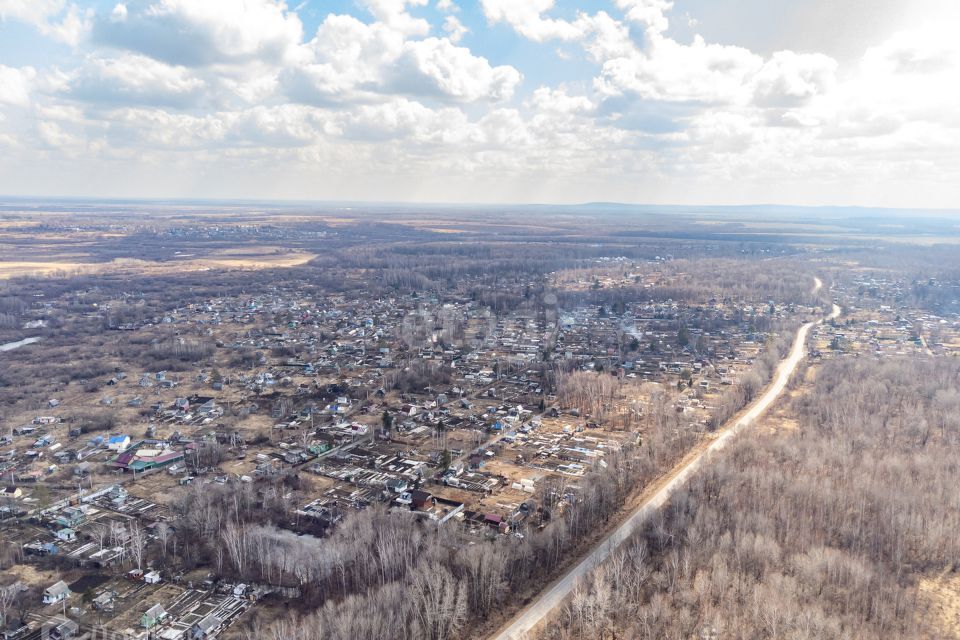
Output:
top-left (0, 0), bottom-right (958, 207)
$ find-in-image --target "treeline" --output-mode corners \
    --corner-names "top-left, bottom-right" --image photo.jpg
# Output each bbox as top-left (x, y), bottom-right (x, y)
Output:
top-left (540, 357), bottom-right (960, 640)
top-left (555, 258), bottom-right (819, 310)
top-left (338, 241), bottom-right (811, 299)
top-left (383, 361), bottom-right (454, 395)
top-left (708, 331), bottom-right (793, 429)
top-left (555, 370), bottom-right (620, 422)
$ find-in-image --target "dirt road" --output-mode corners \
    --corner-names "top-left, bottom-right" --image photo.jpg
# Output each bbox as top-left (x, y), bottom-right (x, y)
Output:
top-left (490, 284), bottom-right (840, 640)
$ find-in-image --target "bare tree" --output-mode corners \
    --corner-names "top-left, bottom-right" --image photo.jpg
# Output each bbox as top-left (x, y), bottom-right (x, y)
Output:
top-left (410, 563), bottom-right (467, 640)
top-left (128, 522), bottom-right (146, 570)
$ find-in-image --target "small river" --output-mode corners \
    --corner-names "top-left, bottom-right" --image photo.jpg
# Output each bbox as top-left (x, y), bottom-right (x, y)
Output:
top-left (0, 337), bottom-right (41, 352)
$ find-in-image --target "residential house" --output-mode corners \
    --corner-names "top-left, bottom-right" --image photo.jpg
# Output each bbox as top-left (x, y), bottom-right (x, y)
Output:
top-left (409, 490), bottom-right (433, 510)
top-left (43, 580), bottom-right (71, 604)
top-left (55, 506), bottom-right (86, 528)
top-left (113, 445), bottom-right (185, 473)
top-left (107, 435), bottom-right (131, 452)
top-left (196, 399), bottom-right (220, 418)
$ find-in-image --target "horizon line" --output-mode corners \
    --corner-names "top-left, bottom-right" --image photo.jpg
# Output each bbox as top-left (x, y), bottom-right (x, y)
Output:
top-left (2, 194), bottom-right (960, 215)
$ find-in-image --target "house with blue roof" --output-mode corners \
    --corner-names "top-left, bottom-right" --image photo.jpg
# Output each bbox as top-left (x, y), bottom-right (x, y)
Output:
top-left (107, 435), bottom-right (131, 452)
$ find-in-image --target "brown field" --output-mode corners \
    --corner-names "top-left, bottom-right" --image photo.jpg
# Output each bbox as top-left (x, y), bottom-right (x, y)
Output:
top-left (919, 571), bottom-right (960, 639)
top-left (6, 563), bottom-right (62, 589)
top-left (0, 250), bottom-right (316, 279)
top-left (0, 261), bottom-right (102, 279)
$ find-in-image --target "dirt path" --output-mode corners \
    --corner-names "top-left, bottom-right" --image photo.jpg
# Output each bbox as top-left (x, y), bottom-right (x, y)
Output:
top-left (489, 281), bottom-right (839, 640)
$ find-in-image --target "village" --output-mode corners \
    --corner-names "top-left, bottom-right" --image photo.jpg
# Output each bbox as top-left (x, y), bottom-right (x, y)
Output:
top-left (809, 274), bottom-right (960, 360)
top-left (0, 253), bottom-right (907, 640)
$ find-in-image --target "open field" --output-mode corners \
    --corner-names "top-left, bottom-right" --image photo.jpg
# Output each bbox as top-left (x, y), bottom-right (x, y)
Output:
top-left (920, 571), bottom-right (960, 638)
top-left (0, 250), bottom-right (317, 279)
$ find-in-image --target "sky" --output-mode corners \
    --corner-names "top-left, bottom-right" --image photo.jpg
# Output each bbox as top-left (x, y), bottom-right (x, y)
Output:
top-left (0, 0), bottom-right (958, 208)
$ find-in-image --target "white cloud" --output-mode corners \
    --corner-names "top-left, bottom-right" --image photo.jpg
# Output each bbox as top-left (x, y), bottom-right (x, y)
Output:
top-left (0, 65), bottom-right (35, 106)
top-left (102, 107), bottom-right (228, 148)
top-left (394, 38), bottom-right (519, 101)
top-left (35, 103), bottom-right (86, 122)
top-left (46, 4), bottom-right (91, 46)
top-left (443, 15), bottom-right (468, 43)
top-left (287, 14), bottom-right (519, 104)
top-left (358, 0), bottom-right (430, 37)
top-left (594, 34), bottom-right (763, 104)
top-left (614, 0), bottom-right (672, 33)
top-left (2, 0), bottom-right (960, 207)
top-left (37, 119), bottom-right (82, 147)
top-left (0, 0), bottom-right (91, 45)
top-left (94, 0), bottom-right (304, 67)
top-left (344, 98), bottom-right (472, 143)
top-left (109, 3), bottom-right (127, 21)
top-left (574, 11), bottom-right (634, 62)
top-left (801, 25), bottom-right (960, 138)
top-left (480, 0), bottom-right (582, 42)
top-left (0, 0), bottom-right (65, 27)
top-left (66, 54), bottom-right (207, 107)
top-left (752, 51), bottom-right (836, 108)
top-left (284, 15), bottom-right (398, 103)
top-left (529, 86), bottom-right (594, 115)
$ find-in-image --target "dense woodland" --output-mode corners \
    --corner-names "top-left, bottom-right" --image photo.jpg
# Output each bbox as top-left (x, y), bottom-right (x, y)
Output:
top-left (540, 357), bottom-right (960, 640)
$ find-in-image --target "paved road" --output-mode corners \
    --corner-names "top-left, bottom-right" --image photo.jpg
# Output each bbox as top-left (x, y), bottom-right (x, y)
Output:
top-left (490, 283), bottom-right (840, 640)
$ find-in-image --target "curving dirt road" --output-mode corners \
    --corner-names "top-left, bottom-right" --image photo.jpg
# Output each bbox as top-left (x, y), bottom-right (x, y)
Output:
top-left (491, 281), bottom-right (839, 640)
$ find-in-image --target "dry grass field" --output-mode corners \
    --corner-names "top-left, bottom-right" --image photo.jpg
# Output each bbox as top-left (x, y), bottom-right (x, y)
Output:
top-left (919, 571), bottom-right (960, 639)
top-left (0, 250), bottom-right (317, 279)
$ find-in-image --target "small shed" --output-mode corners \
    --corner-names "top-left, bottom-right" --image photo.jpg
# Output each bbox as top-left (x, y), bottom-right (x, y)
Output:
top-left (192, 614), bottom-right (222, 638)
top-left (50, 618), bottom-right (79, 639)
top-left (141, 603), bottom-right (168, 629)
top-left (55, 528), bottom-right (76, 542)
